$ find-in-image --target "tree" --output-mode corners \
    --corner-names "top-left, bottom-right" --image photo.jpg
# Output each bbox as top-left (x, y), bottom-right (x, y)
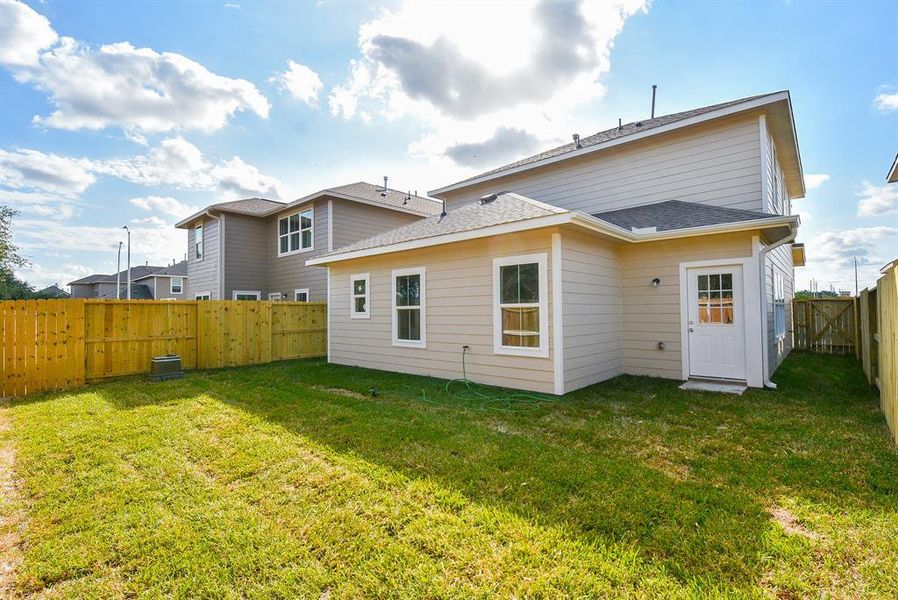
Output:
top-left (0, 205), bottom-right (35, 300)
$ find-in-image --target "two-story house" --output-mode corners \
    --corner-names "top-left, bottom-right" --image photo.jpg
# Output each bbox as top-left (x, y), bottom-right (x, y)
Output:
top-left (69, 261), bottom-right (188, 299)
top-left (309, 91), bottom-right (806, 394)
top-left (174, 182), bottom-right (442, 301)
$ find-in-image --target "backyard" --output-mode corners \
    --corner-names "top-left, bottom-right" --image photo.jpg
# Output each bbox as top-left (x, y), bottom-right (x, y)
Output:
top-left (1, 352), bottom-right (896, 598)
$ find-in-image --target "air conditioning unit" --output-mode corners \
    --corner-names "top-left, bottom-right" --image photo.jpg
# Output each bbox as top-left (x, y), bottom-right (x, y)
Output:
top-left (150, 355), bottom-right (183, 381)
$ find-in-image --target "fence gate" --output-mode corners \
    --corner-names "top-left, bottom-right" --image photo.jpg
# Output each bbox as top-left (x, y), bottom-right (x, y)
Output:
top-left (792, 298), bottom-right (857, 355)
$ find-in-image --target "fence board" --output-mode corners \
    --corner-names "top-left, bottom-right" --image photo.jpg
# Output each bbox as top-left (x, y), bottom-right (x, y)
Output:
top-left (792, 298), bottom-right (856, 355)
top-left (877, 267), bottom-right (897, 444)
top-left (2, 299), bottom-right (326, 397)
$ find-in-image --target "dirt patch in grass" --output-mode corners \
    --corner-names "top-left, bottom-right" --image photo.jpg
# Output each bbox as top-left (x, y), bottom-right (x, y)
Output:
top-left (0, 404), bottom-right (24, 597)
top-left (767, 505), bottom-right (821, 540)
top-left (309, 385), bottom-right (370, 401)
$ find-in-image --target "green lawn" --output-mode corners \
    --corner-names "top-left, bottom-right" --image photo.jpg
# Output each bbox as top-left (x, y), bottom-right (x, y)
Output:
top-left (1, 352), bottom-right (896, 598)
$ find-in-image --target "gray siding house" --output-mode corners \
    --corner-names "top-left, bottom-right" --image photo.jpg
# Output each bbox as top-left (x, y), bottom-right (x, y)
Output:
top-left (175, 182), bottom-right (442, 301)
top-left (69, 261), bottom-right (188, 299)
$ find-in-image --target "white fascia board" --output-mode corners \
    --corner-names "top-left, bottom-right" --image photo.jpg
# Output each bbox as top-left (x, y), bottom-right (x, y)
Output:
top-left (429, 92), bottom-right (790, 197)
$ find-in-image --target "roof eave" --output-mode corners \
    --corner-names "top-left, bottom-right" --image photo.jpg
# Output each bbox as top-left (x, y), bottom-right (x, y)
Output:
top-left (888, 153), bottom-right (898, 184)
top-left (429, 91), bottom-right (792, 197)
top-left (269, 189), bottom-right (441, 219)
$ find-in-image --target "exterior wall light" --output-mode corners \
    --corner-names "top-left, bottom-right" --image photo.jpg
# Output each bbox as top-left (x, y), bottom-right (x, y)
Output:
top-left (652, 277), bottom-right (661, 287)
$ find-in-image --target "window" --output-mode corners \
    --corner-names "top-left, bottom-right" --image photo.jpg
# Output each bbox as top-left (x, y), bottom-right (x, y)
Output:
top-left (195, 292), bottom-right (210, 300)
top-left (194, 222), bottom-right (204, 260)
top-left (294, 289), bottom-right (309, 302)
top-left (697, 273), bottom-right (735, 325)
top-left (232, 290), bottom-right (261, 301)
top-left (268, 292), bottom-right (283, 301)
top-left (278, 208), bottom-right (313, 255)
top-left (392, 267), bottom-right (425, 347)
top-left (493, 254), bottom-right (548, 356)
top-left (774, 271), bottom-right (786, 340)
top-left (170, 277), bottom-right (183, 294)
top-left (350, 274), bottom-right (369, 318)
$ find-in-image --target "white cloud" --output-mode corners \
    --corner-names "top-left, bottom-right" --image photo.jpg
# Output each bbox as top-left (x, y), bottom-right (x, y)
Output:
top-left (800, 226), bottom-right (898, 291)
top-left (0, 148), bottom-right (96, 197)
top-left (15, 261), bottom-right (94, 290)
top-left (0, 0), bottom-right (269, 133)
top-left (444, 127), bottom-right (542, 168)
top-left (804, 173), bottom-right (830, 190)
top-left (329, 0), bottom-right (647, 167)
top-left (129, 195), bottom-right (198, 220)
top-left (272, 60), bottom-right (323, 107)
top-left (857, 180), bottom-right (898, 216)
top-left (873, 90), bottom-right (898, 112)
top-left (2, 139), bottom-right (286, 200)
top-left (0, 0), bottom-right (57, 67)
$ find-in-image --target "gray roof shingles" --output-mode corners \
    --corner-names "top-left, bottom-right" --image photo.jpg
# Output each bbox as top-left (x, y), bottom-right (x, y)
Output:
top-left (280, 182), bottom-right (443, 216)
top-left (69, 264), bottom-right (180, 286)
top-left (439, 93), bottom-right (777, 191)
top-left (325, 193), bottom-right (564, 257)
top-left (592, 200), bottom-right (774, 232)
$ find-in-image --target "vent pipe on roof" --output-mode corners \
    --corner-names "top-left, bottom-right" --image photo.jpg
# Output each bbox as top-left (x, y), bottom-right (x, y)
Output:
top-left (618, 118), bottom-right (622, 131)
top-left (651, 84), bottom-right (657, 119)
top-left (572, 133), bottom-right (582, 149)
top-left (440, 199), bottom-right (447, 219)
top-left (381, 176), bottom-right (388, 197)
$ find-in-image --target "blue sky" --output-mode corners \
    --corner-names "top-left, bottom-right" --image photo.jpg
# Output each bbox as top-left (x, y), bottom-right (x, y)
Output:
top-left (1, 0), bottom-right (896, 291)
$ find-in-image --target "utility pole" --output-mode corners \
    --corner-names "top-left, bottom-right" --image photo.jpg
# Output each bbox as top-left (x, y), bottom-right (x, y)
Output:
top-left (116, 241), bottom-right (123, 299)
top-left (122, 226), bottom-right (131, 300)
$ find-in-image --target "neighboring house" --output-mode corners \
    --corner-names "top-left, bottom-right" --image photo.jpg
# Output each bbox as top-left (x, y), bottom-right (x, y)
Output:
top-left (34, 284), bottom-right (70, 298)
top-left (174, 182), bottom-right (442, 301)
top-left (309, 91), bottom-right (806, 394)
top-left (69, 261), bottom-right (188, 299)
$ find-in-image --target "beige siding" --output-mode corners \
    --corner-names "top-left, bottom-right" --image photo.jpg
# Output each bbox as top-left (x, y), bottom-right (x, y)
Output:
top-left (560, 228), bottom-right (622, 391)
top-left (440, 114), bottom-right (764, 214)
top-left (268, 199), bottom-right (330, 301)
top-left (224, 213), bottom-right (270, 299)
top-left (760, 116), bottom-right (790, 216)
top-left (331, 199), bottom-right (422, 250)
top-left (187, 218), bottom-right (220, 299)
top-left (765, 243), bottom-right (794, 375)
top-left (150, 276), bottom-right (188, 299)
top-left (619, 232), bottom-right (755, 380)
top-left (329, 229), bottom-right (558, 394)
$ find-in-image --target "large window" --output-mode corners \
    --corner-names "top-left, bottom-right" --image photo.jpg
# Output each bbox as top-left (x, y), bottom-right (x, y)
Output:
top-left (194, 223), bottom-right (204, 260)
top-left (278, 208), bottom-right (313, 256)
top-left (774, 271), bottom-right (786, 340)
top-left (493, 254), bottom-right (548, 357)
top-left (170, 277), bottom-right (183, 294)
top-left (392, 267), bottom-right (425, 347)
top-left (351, 274), bottom-right (369, 318)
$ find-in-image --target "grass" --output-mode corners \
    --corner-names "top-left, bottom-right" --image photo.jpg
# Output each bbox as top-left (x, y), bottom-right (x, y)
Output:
top-left (1, 352), bottom-right (896, 598)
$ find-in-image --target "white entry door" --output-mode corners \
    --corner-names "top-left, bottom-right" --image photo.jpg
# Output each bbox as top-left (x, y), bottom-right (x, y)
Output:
top-left (686, 265), bottom-right (746, 380)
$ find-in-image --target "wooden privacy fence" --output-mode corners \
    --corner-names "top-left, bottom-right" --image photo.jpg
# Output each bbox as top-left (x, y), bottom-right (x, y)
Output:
top-left (2, 299), bottom-right (327, 398)
top-left (857, 265), bottom-right (897, 445)
top-left (792, 298), bottom-right (857, 355)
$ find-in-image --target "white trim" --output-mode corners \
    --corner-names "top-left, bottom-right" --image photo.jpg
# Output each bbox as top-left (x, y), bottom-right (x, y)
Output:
top-left (307, 209), bottom-right (799, 267)
top-left (327, 199), bottom-right (333, 252)
top-left (232, 290), bottom-right (261, 300)
top-left (430, 92), bottom-right (791, 196)
top-left (294, 288), bottom-right (310, 302)
top-left (392, 266), bottom-right (426, 348)
top-left (492, 253), bottom-right (549, 358)
top-left (218, 214), bottom-right (225, 300)
top-left (551, 233), bottom-right (564, 394)
top-left (194, 222), bottom-right (204, 261)
top-left (759, 114), bottom-right (770, 213)
top-left (277, 205), bottom-right (314, 257)
top-left (194, 291), bottom-right (211, 300)
top-left (350, 273), bottom-right (370, 319)
top-left (268, 292), bottom-right (283, 301)
top-left (678, 256), bottom-right (763, 387)
top-left (326, 269), bottom-right (331, 362)
top-left (170, 276), bottom-right (183, 295)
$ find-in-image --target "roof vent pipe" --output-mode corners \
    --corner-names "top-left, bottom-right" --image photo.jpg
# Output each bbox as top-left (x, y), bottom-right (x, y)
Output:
top-left (651, 84), bottom-right (657, 119)
top-left (440, 199), bottom-right (447, 217)
top-left (381, 176), bottom-right (388, 197)
top-left (572, 133), bottom-right (582, 149)
top-left (618, 118), bottom-right (622, 131)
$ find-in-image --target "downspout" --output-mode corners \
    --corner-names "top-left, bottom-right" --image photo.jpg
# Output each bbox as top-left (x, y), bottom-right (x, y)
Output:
top-left (203, 209), bottom-right (222, 300)
top-left (758, 230), bottom-right (797, 389)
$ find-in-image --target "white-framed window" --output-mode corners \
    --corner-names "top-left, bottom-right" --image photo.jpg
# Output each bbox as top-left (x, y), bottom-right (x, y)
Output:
top-left (195, 292), bottom-right (210, 300)
top-left (268, 292), bottom-right (283, 301)
top-left (278, 207), bottom-right (313, 256)
top-left (294, 288), bottom-right (309, 302)
top-left (233, 290), bottom-right (261, 301)
top-left (493, 253), bottom-right (549, 357)
top-left (170, 277), bottom-right (183, 294)
top-left (350, 273), bottom-right (370, 319)
top-left (774, 271), bottom-right (786, 340)
top-left (194, 222), bottom-right (204, 260)
top-left (392, 267), bottom-right (425, 347)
